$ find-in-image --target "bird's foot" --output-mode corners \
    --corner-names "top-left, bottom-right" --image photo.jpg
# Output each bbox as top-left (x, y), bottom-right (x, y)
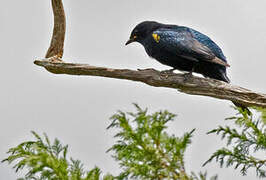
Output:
top-left (183, 72), bottom-right (193, 82)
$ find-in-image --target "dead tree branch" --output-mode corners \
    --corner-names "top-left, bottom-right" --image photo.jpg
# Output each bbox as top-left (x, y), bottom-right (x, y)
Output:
top-left (34, 58), bottom-right (266, 108)
top-left (35, 0), bottom-right (266, 108)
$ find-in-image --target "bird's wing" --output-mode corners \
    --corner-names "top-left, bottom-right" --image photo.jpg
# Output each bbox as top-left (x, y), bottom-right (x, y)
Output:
top-left (153, 28), bottom-right (230, 67)
top-left (189, 28), bottom-right (227, 61)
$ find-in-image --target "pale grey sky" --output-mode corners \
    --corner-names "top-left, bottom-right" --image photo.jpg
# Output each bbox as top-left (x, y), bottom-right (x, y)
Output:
top-left (1, 0), bottom-right (266, 179)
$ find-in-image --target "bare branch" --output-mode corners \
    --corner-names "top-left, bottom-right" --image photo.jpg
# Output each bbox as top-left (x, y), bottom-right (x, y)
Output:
top-left (34, 58), bottom-right (266, 108)
top-left (45, 0), bottom-right (66, 58)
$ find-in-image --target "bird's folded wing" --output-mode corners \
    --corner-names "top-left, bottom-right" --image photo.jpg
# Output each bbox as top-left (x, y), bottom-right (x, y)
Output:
top-left (154, 29), bottom-right (230, 67)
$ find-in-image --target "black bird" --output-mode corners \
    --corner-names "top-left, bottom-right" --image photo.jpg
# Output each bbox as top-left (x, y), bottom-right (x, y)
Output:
top-left (126, 21), bottom-right (230, 82)
top-left (126, 21), bottom-right (251, 114)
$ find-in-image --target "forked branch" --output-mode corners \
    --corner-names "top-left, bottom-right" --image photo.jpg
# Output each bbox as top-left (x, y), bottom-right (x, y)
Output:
top-left (35, 0), bottom-right (266, 108)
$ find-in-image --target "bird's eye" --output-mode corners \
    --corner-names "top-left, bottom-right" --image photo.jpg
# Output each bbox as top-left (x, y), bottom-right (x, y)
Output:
top-left (133, 30), bottom-right (138, 35)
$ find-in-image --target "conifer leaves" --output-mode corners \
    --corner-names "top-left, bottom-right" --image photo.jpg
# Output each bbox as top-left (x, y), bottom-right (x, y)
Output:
top-left (3, 105), bottom-right (265, 179)
top-left (204, 108), bottom-right (266, 177)
top-left (107, 104), bottom-right (195, 179)
top-left (2, 131), bottom-right (112, 180)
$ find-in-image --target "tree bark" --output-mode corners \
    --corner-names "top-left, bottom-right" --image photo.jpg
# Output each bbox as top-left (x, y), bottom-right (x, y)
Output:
top-left (45, 0), bottom-right (66, 58)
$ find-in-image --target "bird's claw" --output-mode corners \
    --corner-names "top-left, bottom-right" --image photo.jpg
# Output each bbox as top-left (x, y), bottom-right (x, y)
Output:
top-left (183, 72), bottom-right (193, 82)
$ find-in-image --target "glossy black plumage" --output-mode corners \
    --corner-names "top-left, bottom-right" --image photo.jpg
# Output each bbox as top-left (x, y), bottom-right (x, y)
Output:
top-left (126, 21), bottom-right (230, 83)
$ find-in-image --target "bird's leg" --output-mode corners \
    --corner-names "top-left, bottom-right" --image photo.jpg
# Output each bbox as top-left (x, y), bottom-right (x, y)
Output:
top-left (183, 66), bottom-right (195, 81)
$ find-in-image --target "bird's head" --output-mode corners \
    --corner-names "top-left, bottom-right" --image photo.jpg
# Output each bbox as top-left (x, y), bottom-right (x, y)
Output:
top-left (126, 21), bottom-right (160, 45)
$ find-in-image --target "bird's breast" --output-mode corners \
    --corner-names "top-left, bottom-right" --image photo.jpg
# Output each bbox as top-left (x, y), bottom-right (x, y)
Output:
top-left (140, 37), bottom-right (195, 71)
top-left (142, 38), bottom-right (162, 58)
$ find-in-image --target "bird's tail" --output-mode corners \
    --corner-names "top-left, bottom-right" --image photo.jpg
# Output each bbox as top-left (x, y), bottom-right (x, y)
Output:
top-left (205, 69), bottom-right (230, 83)
top-left (220, 72), bottom-right (230, 83)
top-left (214, 69), bottom-right (230, 83)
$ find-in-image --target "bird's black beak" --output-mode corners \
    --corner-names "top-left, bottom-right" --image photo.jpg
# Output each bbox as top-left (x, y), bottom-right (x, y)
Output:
top-left (125, 36), bottom-right (137, 45)
top-left (125, 38), bottom-right (134, 45)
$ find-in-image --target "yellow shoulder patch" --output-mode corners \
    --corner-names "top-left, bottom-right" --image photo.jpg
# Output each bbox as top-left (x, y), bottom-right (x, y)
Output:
top-left (152, 33), bottom-right (160, 43)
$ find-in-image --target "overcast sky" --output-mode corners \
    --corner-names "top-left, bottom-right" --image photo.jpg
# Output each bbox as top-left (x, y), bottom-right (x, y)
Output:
top-left (1, 0), bottom-right (266, 179)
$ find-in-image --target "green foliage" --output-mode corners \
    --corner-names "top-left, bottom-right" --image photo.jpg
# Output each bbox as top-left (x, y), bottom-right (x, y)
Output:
top-left (255, 107), bottom-right (266, 125)
top-left (2, 131), bottom-right (113, 180)
top-left (191, 172), bottom-right (217, 180)
top-left (3, 104), bottom-right (217, 180)
top-left (6, 105), bottom-right (266, 179)
top-left (107, 104), bottom-right (216, 180)
top-left (204, 107), bottom-right (266, 178)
